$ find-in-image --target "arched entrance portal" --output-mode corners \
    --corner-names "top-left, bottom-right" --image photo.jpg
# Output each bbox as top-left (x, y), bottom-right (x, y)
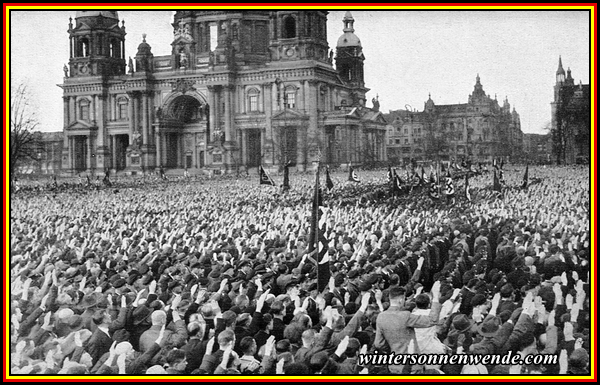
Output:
top-left (159, 94), bottom-right (207, 169)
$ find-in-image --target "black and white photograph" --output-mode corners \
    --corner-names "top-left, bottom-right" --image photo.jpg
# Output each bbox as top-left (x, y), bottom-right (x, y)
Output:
top-left (7, 5), bottom-right (593, 379)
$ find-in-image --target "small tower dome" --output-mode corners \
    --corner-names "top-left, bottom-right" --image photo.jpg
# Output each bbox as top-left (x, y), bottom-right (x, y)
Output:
top-left (336, 11), bottom-right (362, 48)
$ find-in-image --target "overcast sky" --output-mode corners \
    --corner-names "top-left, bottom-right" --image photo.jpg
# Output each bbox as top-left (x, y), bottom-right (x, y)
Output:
top-left (10, 9), bottom-right (591, 134)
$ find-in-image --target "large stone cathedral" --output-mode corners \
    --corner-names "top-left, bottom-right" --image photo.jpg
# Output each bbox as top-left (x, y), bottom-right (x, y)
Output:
top-left (60, 10), bottom-right (387, 175)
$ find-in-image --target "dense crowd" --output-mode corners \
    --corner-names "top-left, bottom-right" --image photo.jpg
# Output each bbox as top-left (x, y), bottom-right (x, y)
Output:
top-left (9, 164), bottom-right (591, 375)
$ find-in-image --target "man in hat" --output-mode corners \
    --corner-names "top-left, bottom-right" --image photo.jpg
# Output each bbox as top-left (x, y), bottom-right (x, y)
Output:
top-left (374, 282), bottom-right (442, 374)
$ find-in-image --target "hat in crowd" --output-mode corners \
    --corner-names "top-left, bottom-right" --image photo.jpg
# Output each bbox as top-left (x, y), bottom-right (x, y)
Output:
top-left (112, 278), bottom-right (127, 289)
top-left (452, 314), bottom-right (475, 334)
top-left (80, 293), bottom-right (99, 309)
top-left (569, 348), bottom-right (589, 369)
top-left (478, 315), bottom-right (501, 337)
top-left (348, 270), bottom-right (360, 279)
top-left (67, 315), bottom-right (82, 329)
top-left (471, 293), bottom-right (487, 308)
top-left (282, 277), bottom-right (299, 292)
top-left (254, 264), bottom-right (267, 275)
top-left (132, 305), bottom-right (153, 326)
top-left (500, 283), bottom-right (514, 297)
top-left (56, 308), bottom-right (74, 321)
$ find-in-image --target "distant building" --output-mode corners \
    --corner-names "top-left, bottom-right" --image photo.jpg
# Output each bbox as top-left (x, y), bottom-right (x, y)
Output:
top-left (550, 56), bottom-right (590, 164)
top-left (59, 10), bottom-right (386, 175)
top-left (16, 132), bottom-right (63, 175)
top-left (522, 133), bottom-right (552, 164)
top-left (383, 75), bottom-right (523, 165)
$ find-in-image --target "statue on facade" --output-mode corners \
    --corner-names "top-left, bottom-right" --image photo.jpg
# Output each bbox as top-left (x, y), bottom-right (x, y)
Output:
top-left (372, 94), bottom-right (380, 112)
top-left (63, 64), bottom-right (69, 78)
top-left (179, 51), bottom-right (188, 68)
top-left (328, 50), bottom-right (334, 64)
top-left (128, 57), bottom-right (134, 74)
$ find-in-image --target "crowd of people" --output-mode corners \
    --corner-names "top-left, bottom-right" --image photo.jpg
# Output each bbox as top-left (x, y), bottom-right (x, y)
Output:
top-left (9, 164), bottom-right (592, 376)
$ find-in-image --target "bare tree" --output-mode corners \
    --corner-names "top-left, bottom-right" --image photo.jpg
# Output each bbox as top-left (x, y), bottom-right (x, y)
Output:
top-left (10, 82), bottom-right (42, 188)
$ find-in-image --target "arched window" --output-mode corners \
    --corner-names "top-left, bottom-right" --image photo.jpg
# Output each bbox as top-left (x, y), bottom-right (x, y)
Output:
top-left (247, 88), bottom-right (260, 112)
top-left (79, 38), bottom-right (90, 57)
top-left (110, 39), bottom-right (121, 58)
top-left (284, 86), bottom-right (296, 109)
top-left (283, 16), bottom-right (296, 38)
top-left (79, 99), bottom-right (90, 121)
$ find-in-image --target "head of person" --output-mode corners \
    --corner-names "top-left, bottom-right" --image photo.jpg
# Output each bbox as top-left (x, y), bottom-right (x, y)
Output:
top-left (239, 336), bottom-right (257, 356)
top-left (388, 286), bottom-right (407, 307)
top-left (217, 329), bottom-right (235, 350)
top-left (415, 293), bottom-right (431, 309)
top-left (150, 310), bottom-right (167, 327)
top-left (301, 329), bottom-right (316, 348)
top-left (166, 348), bottom-right (187, 372)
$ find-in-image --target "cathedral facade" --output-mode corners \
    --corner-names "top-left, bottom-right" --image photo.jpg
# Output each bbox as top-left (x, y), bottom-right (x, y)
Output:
top-left (550, 56), bottom-right (590, 165)
top-left (59, 10), bottom-right (387, 175)
top-left (384, 75), bottom-right (523, 165)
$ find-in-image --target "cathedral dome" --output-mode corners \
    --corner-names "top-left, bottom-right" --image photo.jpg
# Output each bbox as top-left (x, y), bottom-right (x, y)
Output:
top-left (337, 33), bottom-right (361, 48)
top-left (136, 34), bottom-right (152, 56)
top-left (75, 11), bottom-right (119, 19)
top-left (336, 11), bottom-right (362, 48)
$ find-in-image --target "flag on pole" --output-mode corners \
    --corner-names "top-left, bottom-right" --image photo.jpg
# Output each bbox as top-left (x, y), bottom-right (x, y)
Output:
top-left (444, 169), bottom-right (455, 197)
top-left (493, 158), bottom-right (499, 171)
top-left (325, 166), bottom-right (334, 191)
top-left (393, 169), bottom-right (404, 195)
top-left (282, 161), bottom-right (291, 190)
top-left (493, 170), bottom-right (502, 192)
top-left (308, 167), bottom-right (331, 293)
top-left (348, 164), bottom-right (359, 183)
top-left (445, 170), bottom-right (456, 205)
top-left (387, 166), bottom-right (393, 183)
top-left (420, 166), bottom-right (428, 185)
top-left (259, 166), bottom-right (276, 186)
top-left (428, 169), bottom-right (439, 200)
top-left (465, 171), bottom-right (471, 202)
top-left (521, 164), bottom-right (529, 189)
top-left (500, 157), bottom-right (505, 170)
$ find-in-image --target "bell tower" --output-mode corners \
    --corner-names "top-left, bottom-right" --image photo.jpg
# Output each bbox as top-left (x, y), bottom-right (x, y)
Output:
top-left (335, 11), bottom-right (367, 105)
top-left (68, 11), bottom-right (126, 78)
top-left (268, 11), bottom-right (330, 62)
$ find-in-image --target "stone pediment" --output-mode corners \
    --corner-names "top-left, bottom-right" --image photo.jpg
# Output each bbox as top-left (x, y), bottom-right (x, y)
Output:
top-left (271, 109), bottom-right (307, 121)
top-left (67, 120), bottom-right (96, 130)
top-left (371, 112), bottom-right (387, 124)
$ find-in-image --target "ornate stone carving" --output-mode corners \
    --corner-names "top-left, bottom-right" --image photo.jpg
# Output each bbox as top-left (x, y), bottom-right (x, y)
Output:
top-left (171, 79), bottom-right (196, 94)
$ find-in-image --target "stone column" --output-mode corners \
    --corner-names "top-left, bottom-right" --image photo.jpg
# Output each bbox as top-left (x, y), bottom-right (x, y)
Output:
top-left (87, 136), bottom-right (92, 172)
top-left (272, 82), bottom-right (278, 112)
top-left (142, 92), bottom-right (149, 146)
top-left (95, 95), bottom-right (104, 146)
top-left (69, 97), bottom-right (76, 123)
top-left (156, 131), bottom-right (162, 166)
top-left (224, 85), bottom-right (232, 142)
top-left (127, 93), bottom-right (135, 142)
top-left (63, 96), bottom-right (69, 128)
top-left (90, 96), bottom-right (95, 124)
top-left (306, 80), bottom-right (318, 165)
top-left (133, 94), bottom-right (140, 136)
top-left (263, 82), bottom-right (272, 165)
top-left (241, 129), bottom-right (247, 166)
top-left (111, 135), bottom-right (117, 170)
top-left (208, 86), bottom-right (217, 142)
